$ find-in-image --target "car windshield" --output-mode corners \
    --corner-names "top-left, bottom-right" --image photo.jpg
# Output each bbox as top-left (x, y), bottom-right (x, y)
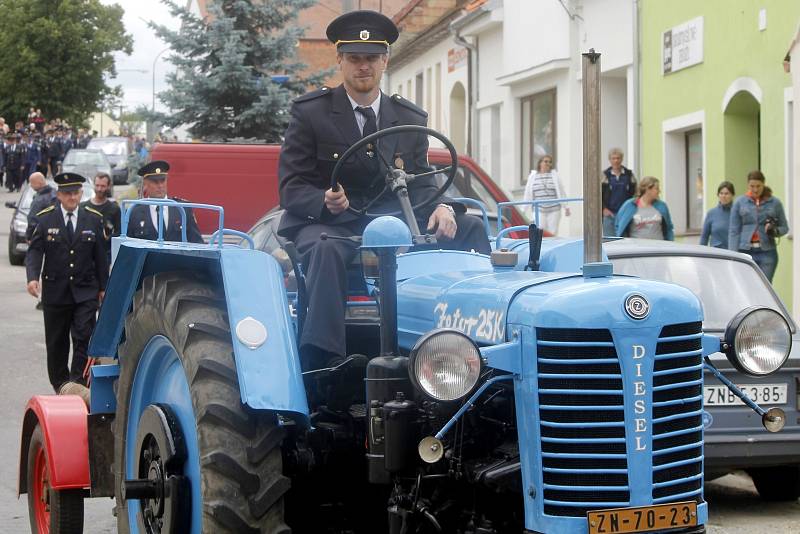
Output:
top-left (89, 139), bottom-right (126, 156)
top-left (19, 184), bottom-right (37, 211)
top-left (64, 151), bottom-right (107, 166)
top-left (610, 254), bottom-right (790, 331)
top-left (433, 164), bottom-right (499, 215)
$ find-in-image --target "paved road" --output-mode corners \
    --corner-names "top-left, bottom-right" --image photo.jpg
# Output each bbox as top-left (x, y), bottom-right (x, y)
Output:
top-left (0, 189), bottom-right (798, 533)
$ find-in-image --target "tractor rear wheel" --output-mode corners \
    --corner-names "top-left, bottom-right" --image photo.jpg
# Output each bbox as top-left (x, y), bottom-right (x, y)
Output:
top-left (26, 425), bottom-right (84, 534)
top-left (113, 272), bottom-right (290, 533)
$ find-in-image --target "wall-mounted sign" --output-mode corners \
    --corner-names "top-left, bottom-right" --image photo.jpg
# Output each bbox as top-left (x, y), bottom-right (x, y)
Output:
top-left (663, 16), bottom-right (703, 75)
top-left (448, 46), bottom-right (468, 73)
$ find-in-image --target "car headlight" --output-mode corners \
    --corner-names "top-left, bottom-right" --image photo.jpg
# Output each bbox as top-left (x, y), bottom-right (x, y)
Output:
top-left (409, 329), bottom-right (482, 401)
top-left (13, 213), bottom-right (27, 233)
top-left (723, 306), bottom-right (792, 376)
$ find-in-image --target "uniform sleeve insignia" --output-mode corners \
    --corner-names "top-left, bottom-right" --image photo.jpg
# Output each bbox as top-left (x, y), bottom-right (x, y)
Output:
top-left (36, 205), bottom-right (55, 216)
top-left (84, 206), bottom-right (104, 217)
top-left (294, 87), bottom-right (332, 103)
top-left (390, 94), bottom-right (428, 117)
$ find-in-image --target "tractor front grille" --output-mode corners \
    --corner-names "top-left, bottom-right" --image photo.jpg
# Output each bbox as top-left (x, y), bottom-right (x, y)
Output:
top-left (537, 328), bottom-right (629, 518)
top-left (652, 322), bottom-right (704, 503)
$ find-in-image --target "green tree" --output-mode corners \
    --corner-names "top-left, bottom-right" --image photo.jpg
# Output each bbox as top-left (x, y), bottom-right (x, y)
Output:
top-left (0, 0), bottom-right (132, 126)
top-left (151, 0), bottom-right (329, 142)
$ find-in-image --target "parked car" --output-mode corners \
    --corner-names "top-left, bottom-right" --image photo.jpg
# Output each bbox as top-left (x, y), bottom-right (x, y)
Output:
top-left (150, 142), bottom-right (528, 235)
top-left (605, 238), bottom-right (800, 500)
top-left (61, 149), bottom-right (112, 187)
top-left (5, 181), bottom-right (94, 265)
top-left (87, 136), bottom-right (129, 185)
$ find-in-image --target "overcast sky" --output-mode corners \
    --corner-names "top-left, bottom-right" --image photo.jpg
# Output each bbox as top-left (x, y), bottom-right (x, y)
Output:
top-left (101, 0), bottom-right (183, 113)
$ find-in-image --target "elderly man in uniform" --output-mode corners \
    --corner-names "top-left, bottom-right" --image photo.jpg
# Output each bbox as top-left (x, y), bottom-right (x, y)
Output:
top-left (278, 10), bottom-right (491, 370)
top-left (126, 160), bottom-right (204, 243)
top-left (25, 173), bottom-right (109, 403)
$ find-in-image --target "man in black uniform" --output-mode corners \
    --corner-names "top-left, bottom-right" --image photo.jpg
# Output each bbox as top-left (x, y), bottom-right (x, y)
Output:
top-left (81, 172), bottom-right (121, 261)
top-left (278, 10), bottom-right (491, 368)
top-left (125, 160), bottom-right (204, 243)
top-left (4, 132), bottom-right (25, 191)
top-left (26, 172), bottom-right (109, 403)
top-left (26, 172), bottom-right (56, 241)
top-left (44, 128), bottom-right (62, 177)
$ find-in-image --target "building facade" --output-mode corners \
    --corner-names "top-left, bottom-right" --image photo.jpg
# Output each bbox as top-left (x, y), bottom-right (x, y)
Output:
top-left (640, 0), bottom-right (798, 310)
top-left (387, 0), bottom-right (637, 236)
top-left (787, 23), bottom-right (800, 321)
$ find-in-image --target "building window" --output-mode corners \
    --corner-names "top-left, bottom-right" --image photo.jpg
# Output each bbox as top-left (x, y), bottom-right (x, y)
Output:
top-left (415, 72), bottom-right (424, 106)
top-left (520, 89), bottom-right (557, 185)
top-left (685, 129), bottom-right (703, 231)
top-left (786, 98), bottom-right (794, 237)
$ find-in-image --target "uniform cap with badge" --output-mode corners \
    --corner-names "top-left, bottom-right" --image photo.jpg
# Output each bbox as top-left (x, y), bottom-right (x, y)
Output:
top-left (54, 172), bottom-right (86, 192)
top-left (138, 160), bottom-right (170, 181)
top-left (326, 10), bottom-right (399, 55)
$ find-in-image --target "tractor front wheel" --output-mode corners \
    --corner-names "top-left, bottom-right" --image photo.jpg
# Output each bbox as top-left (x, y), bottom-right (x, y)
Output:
top-left (26, 425), bottom-right (84, 534)
top-left (113, 272), bottom-right (290, 533)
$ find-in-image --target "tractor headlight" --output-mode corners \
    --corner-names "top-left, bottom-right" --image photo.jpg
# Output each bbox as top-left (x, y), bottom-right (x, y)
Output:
top-left (723, 307), bottom-right (792, 376)
top-left (409, 329), bottom-right (481, 402)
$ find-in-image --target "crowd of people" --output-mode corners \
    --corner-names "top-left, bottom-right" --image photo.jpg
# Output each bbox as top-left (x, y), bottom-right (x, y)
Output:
top-left (0, 110), bottom-right (96, 191)
top-left (522, 148), bottom-right (790, 282)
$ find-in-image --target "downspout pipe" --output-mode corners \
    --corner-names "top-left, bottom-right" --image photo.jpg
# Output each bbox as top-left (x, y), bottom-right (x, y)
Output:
top-left (451, 21), bottom-right (478, 155)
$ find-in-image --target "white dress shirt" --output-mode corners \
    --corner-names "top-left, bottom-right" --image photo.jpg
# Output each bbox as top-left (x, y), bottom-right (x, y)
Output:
top-left (60, 204), bottom-right (78, 231)
top-left (346, 91), bottom-right (381, 135)
top-left (149, 204), bottom-right (169, 231)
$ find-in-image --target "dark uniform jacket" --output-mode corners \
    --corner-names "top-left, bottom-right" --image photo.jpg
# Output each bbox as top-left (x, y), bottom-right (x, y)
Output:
top-left (26, 185), bottom-right (58, 240)
top-left (278, 84), bottom-right (455, 238)
top-left (4, 143), bottom-right (25, 171)
top-left (125, 200), bottom-right (204, 243)
top-left (26, 204), bottom-right (109, 306)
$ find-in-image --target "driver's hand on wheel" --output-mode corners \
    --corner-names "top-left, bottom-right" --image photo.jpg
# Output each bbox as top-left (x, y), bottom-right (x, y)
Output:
top-left (325, 186), bottom-right (349, 215)
top-left (427, 205), bottom-right (457, 240)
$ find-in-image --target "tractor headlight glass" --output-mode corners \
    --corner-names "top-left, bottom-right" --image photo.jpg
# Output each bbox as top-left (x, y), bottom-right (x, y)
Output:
top-left (724, 307), bottom-right (792, 376)
top-left (409, 329), bottom-right (481, 402)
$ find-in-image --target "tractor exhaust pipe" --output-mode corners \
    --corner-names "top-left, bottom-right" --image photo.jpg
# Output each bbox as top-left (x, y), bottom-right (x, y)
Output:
top-left (582, 49), bottom-right (603, 264)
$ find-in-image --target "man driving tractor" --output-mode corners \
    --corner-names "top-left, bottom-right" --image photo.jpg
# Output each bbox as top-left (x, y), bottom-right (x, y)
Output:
top-left (278, 10), bottom-right (491, 370)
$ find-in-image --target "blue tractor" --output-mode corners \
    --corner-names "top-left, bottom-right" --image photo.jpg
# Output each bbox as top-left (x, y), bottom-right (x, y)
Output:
top-left (17, 56), bottom-right (792, 534)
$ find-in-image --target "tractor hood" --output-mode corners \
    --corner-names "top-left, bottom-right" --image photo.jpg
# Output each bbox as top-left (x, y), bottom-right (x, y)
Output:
top-left (396, 268), bottom-right (704, 351)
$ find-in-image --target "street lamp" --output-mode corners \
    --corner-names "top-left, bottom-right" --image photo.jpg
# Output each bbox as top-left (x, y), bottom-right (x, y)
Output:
top-left (152, 47), bottom-right (170, 112)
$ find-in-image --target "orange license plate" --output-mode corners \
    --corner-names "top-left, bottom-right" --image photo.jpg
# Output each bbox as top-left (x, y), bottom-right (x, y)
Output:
top-left (587, 501), bottom-right (697, 534)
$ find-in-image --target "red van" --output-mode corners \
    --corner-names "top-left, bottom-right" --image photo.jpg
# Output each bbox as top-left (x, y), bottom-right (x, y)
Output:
top-left (150, 143), bottom-right (526, 234)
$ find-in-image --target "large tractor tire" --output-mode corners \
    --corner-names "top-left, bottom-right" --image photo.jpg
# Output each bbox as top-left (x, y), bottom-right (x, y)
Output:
top-left (26, 425), bottom-right (85, 533)
top-left (113, 272), bottom-right (290, 533)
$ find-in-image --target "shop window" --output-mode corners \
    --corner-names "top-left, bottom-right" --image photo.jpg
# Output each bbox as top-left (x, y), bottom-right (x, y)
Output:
top-left (685, 129), bottom-right (703, 231)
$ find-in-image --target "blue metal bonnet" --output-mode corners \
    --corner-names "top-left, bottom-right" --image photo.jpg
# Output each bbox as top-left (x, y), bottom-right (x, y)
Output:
top-left (361, 216), bottom-right (413, 249)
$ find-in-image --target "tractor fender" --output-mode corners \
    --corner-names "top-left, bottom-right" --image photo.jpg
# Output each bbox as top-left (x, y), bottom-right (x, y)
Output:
top-left (89, 240), bottom-right (309, 422)
top-left (18, 395), bottom-right (90, 495)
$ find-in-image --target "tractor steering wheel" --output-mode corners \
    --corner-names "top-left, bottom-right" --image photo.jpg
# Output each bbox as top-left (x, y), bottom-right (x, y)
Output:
top-left (329, 125), bottom-right (458, 222)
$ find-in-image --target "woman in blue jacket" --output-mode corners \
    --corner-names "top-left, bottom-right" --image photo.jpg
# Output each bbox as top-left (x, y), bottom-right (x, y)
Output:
top-left (699, 181), bottom-right (735, 248)
top-left (615, 176), bottom-right (674, 240)
top-left (728, 170), bottom-right (789, 282)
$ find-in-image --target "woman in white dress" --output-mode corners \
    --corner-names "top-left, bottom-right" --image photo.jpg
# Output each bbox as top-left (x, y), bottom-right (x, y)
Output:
top-left (523, 155), bottom-right (570, 235)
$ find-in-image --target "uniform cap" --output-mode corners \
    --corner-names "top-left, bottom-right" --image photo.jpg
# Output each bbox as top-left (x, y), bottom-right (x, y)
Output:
top-left (54, 172), bottom-right (86, 192)
top-left (138, 160), bottom-right (170, 181)
top-left (326, 10), bottom-right (398, 54)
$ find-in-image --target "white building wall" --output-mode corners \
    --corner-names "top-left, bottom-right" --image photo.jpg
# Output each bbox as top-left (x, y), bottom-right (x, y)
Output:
top-left (385, 0), bottom-right (635, 237)
top-left (386, 37), bottom-right (468, 148)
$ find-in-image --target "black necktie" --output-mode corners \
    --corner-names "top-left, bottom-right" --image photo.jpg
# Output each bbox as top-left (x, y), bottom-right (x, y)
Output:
top-left (356, 106), bottom-right (377, 138)
top-left (66, 212), bottom-right (74, 241)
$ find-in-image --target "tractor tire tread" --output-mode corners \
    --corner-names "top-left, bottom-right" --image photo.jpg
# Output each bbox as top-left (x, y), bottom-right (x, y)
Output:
top-left (115, 272), bottom-right (290, 534)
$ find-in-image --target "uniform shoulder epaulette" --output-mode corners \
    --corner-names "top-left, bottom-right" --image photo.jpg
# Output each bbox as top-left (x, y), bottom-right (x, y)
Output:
top-left (294, 86), bottom-right (332, 104)
top-left (390, 94), bottom-right (428, 118)
top-left (84, 206), bottom-right (103, 217)
top-left (36, 205), bottom-right (55, 216)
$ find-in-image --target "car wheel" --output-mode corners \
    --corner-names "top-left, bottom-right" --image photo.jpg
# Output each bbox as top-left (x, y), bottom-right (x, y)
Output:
top-left (747, 465), bottom-right (800, 501)
top-left (8, 233), bottom-right (25, 266)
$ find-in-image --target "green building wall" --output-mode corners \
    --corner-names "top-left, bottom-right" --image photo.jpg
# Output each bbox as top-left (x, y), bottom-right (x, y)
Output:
top-left (640, 0), bottom-right (799, 308)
